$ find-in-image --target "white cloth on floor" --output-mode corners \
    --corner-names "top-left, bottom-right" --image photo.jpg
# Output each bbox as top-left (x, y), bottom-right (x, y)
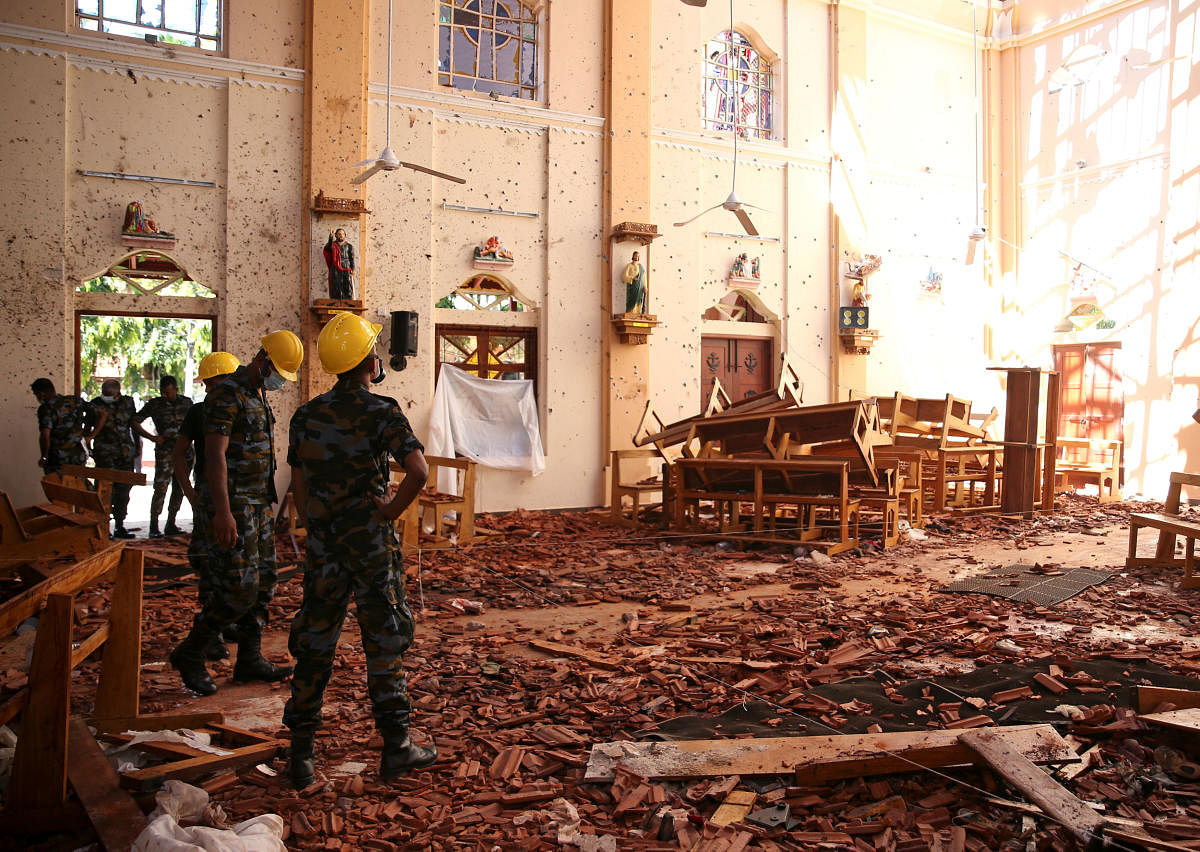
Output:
top-left (132, 780), bottom-right (285, 852)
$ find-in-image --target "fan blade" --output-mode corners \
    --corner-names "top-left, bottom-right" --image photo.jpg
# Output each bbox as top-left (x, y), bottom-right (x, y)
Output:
top-left (398, 161), bottom-right (467, 184)
top-left (966, 237), bottom-right (979, 265)
top-left (351, 156), bottom-right (380, 169)
top-left (733, 207), bottom-right (759, 236)
top-left (350, 162), bottom-right (385, 186)
top-left (673, 203), bottom-right (724, 228)
top-left (741, 202), bottom-right (771, 213)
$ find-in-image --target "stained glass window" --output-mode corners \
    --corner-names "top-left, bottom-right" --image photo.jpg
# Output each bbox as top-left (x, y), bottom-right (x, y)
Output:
top-left (438, 0), bottom-right (539, 100)
top-left (703, 31), bottom-right (772, 139)
top-left (77, 1), bottom-right (221, 51)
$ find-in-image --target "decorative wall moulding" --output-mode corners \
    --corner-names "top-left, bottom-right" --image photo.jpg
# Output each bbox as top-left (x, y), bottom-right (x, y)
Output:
top-left (611, 222), bottom-right (661, 245)
top-left (312, 192), bottom-right (369, 217)
top-left (612, 314), bottom-right (659, 345)
top-left (311, 298), bottom-right (364, 326)
top-left (839, 328), bottom-right (879, 356)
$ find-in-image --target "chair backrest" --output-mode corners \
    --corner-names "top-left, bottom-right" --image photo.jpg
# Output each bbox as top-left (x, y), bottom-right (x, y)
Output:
top-left (0, 490), bottom-right (32, 543)
top-left (1165, 471), bottom-right (1200, 515)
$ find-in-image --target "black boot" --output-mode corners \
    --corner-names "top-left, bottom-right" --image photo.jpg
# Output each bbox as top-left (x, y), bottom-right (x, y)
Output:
top-left (380, 728), bottom-right (438, 780)
top-left (288, 733), bottom-right (316, 788)
top-left (164, 516), bottom-right (182, 536)
top-left (169, 627), bottom-right (218, 696)
top-left (205, 636), bottom-right (229, 661)
top-left (148, 518), bottom-right (162, 539)
top-left (113, 524), bottom-right (135, 540)
top-left (232, 632), bottom-right (294, 683)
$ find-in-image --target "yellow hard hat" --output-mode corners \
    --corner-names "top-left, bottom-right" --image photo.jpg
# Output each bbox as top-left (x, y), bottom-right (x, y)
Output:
top-left (260, 330), bottom-right (304, 381)
top-left (317, 311), bottom-right (382, 375)
top-left (196, 351), bottom-right (240, 382)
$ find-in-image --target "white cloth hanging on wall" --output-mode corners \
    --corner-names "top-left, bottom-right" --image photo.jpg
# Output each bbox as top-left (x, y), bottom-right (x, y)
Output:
top-left (426, 365), bottom-right (545, 487)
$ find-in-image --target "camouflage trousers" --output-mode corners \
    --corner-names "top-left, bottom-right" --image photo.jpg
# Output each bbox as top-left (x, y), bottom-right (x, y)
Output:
top-left (189, 487), bottom-right (212, 609)
top-left (92, 447), bottom-right (135, 523)
top-left (283, 544), bottom-right (414, 735)
top-left (150, 446), bottom-right (191, 522)
top-left (195, 499), bottom-right (278, 639)
top-left (46, 444), bottom-right (88, 475)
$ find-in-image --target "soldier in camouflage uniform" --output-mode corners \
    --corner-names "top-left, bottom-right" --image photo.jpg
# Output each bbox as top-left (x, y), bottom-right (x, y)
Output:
top-left (174, 352), bottom-right (240, 661)
top-left (137, 375), bottom-right (193, 537)
top-left (169, 331), bottom-right (303, 697)
top-left (91, 379), bottom-right (155, 539)
top-left (284, 312), bottom-right (437, 788)
top-left (31, 378), bottom-right (96, 474)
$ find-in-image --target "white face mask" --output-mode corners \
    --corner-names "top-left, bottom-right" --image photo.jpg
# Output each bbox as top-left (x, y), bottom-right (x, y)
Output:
top-left (263, 368), bottom-right (287, 392)
top-left (101, 393), bottom-right (116, 403)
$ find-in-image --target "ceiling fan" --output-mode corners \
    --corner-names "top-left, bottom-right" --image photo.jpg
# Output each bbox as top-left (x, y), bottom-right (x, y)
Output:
top-left (673, 0), bottom-right (766, 236)
top-left (352, 0), bottom-right (465, 186)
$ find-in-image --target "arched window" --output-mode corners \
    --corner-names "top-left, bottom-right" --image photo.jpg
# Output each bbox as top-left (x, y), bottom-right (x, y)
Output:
top-left (438, 0), bottom-right (539, 99)
top-left (703, 30), bottom-right (772, 139)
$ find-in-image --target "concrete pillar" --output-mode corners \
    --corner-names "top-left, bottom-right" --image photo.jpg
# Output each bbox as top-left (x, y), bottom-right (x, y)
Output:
top-left (601, 0), bottom-right (655, 463)
top-left (302, 0), bottom-right (371, 396)
top-left (828, 3), bottom-right (869, 398)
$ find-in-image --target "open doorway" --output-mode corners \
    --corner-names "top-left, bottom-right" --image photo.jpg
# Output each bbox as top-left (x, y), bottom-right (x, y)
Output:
top-left (75, 311), bottom-right (216, 532)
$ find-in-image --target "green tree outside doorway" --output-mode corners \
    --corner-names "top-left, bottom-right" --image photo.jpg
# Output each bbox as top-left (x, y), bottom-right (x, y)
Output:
top-left (80, 314), bottom-right (213, 402)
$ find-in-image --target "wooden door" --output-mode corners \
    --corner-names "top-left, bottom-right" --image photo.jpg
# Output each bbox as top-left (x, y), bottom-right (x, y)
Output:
top-left (1053, 343), bottom-right (1124, 470)
top-left (700, 336), bottom-right (772, 410)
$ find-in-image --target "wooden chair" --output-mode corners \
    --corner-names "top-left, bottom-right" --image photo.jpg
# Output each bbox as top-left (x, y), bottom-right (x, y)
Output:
top-left (417, 456), bottom-right (479, 546)
top-left (1055, 436), bottom-right (1122, 502)
top-left (610, 449), bottom-right (665, 528)
top-left (0, 485), bottom-right (108, 570)
top-left (1127, 471), bottom-right (1200, 588)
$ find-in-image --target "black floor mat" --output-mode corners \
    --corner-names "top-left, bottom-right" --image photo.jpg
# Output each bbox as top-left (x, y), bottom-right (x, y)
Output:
top-left (940, 564), bottom-right (1113, 606)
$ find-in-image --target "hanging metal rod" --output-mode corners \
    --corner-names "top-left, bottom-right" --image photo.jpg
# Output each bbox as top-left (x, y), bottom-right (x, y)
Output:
top-left (77, 169), bottom-right (217, 187)
top-left (441, 203), bottom-right (538, 218)
top-left (704, 231), bottom-right (779, 242)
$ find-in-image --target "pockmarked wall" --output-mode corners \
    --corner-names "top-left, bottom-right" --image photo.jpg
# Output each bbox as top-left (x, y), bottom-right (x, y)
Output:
top-left (1004, 0), bottom-right (1200, 496)
top-left (0, 1), bottom-right (305, 507)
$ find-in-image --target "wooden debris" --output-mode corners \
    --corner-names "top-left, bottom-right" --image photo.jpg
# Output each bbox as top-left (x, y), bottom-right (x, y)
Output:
top-left (585, 724), bottom-right (1078, 782)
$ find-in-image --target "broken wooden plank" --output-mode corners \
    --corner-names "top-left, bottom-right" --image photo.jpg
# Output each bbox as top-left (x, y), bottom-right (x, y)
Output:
top-left (67, 718), bottom-right (148, 851)
top-left (528, 639), bottom-right (620, 670)
top-left (1103, 828), bottom-right (1200, 852)
top-left (959, 728), bottom-right (1104, 848)
top-left (710, 790), bottom-right (757, 827)
top-left (90, 710), bottom-right (223, 735)
top-left (1137, 686), bottom-right (1200, 714)
top-left (0, 544), bottom-right (123, 638)
top-left (1140, 708), bottom-right (1200, 734)
top-left (584, 724), bottom-right (1078, 783)
top-left (119, 740), bottom-right (284, 790)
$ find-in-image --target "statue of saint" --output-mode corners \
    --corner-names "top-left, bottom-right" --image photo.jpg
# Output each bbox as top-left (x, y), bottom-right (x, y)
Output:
top-left (323, 228), bottom-right (356, 300)
top-left (121, 201), bottom-right (173, 238)
top-left (622, 251), bottom-right (646, 314)
top-left (731, 253), bottom-right (749, 279)
top-left (474, 235), bottom-right (514, 261)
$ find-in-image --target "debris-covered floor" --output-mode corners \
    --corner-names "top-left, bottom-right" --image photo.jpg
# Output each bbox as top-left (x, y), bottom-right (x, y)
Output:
top-left (7, 494), bottom-right (1200, 851)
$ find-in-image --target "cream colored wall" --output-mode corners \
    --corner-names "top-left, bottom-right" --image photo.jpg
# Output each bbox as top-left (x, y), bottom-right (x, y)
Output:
top-left (849, 13), bottom-right (1001, 411)
top-left (0, 1), bottom-right (305, 507)
top-left (1002, 0), bottom-right (1200, 496)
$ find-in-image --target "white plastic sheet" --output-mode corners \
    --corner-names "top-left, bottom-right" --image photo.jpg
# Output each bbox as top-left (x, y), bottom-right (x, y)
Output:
top-left (132, 780), bottom-right (285, 852)
top-left (427, 365), bottom-right (545, 480)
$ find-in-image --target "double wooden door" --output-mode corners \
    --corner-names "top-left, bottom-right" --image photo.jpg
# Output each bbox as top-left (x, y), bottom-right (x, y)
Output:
top-left (700, 336), bottom-right (772, 410)
top-left (1053, 342), bottom-right (1124, 471)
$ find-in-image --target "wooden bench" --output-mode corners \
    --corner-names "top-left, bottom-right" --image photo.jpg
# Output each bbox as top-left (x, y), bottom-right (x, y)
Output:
top-left (0, 484), bottom-right (108, 570)
top-left (1055, 436), bottom-right (1122, 502)
top-left (1127, 471), bottom-right (1200, 589)
top-left (609, 449), bottom-right (665, 528)
top-left (390, 456), bottom-right (481, 551)
top-left (673, 458), bottom-right (861, 554)
top-left (874, 446), bottom-right (925, 528)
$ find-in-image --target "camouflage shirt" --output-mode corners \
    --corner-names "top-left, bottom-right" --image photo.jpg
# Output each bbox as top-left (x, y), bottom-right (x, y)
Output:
top-left (136, 394), bottom-right (193, 448)
top-left (90, 395), bottom-right (138, 461)
top-left (37, 394), bottom-right (94, 467)
top-left (288, 382), bottom-right (424, 553)
top-left (204, 365), bottom-right (277, 505)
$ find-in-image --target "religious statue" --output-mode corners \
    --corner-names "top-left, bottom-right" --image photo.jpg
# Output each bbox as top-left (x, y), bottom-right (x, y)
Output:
top-left (622, 250), bottom-right (646, 314)
top-left (845, 252), bottom-right (881, 308)
top-left (730, 253), bottom-right (749, 279)
top-left (474, 235), bottom-right (514, 262)
top-left (750, 256), bottom-right (760, 279)
top-left (323, 228), bottom-right (356, 300)
top-left (851, 279), bottom-right (869, 307)
top-left (121, 201), bottom-right (174, 239)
